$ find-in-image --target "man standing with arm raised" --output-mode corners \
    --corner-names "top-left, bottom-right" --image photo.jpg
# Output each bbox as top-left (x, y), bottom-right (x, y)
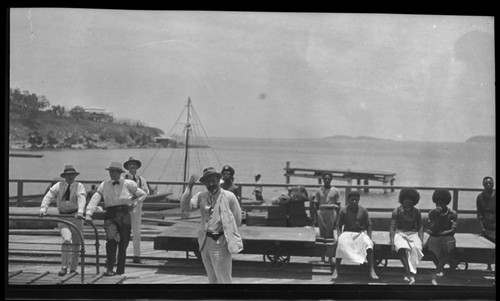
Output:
top-left (181, 167), bottom-right (243, 283)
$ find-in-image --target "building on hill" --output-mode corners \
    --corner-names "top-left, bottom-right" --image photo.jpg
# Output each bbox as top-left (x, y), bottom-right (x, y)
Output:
top-left (83, 107), bottom-right (113, 123)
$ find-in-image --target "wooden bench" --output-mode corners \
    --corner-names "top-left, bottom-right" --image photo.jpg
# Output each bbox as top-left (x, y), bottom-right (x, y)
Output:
top-left (371, 231), bottom-right (495, 270)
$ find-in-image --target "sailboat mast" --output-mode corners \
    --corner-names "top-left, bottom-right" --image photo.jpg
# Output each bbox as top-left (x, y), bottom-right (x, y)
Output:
top-left (182, 98), bottom-right (191, 183)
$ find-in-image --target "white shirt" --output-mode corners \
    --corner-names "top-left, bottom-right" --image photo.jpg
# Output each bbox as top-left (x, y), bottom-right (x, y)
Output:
top-left (86, 178), bottom-right (147, 216)
top-left (40, 181), bottom-right (87, 214)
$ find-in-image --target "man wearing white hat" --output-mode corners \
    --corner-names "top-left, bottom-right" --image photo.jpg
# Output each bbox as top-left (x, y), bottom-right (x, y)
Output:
top-left (85, 162), bottom-right (147, 276)
top-left (181, 167), bottom-right (243, 283)
top-left (123, 157), bottom-right (150, 264)
top-left (40, 165), bottom-right (87, 276)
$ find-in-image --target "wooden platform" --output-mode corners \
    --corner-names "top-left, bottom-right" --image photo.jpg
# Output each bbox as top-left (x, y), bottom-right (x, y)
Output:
top-left (284, 161), bottom-right (396, 192)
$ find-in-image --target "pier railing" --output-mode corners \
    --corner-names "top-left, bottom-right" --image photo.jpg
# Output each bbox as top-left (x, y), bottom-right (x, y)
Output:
top-left (8, 215), bottom-right (99, 284)
top-left (9, 179), bottom-right (483, 214)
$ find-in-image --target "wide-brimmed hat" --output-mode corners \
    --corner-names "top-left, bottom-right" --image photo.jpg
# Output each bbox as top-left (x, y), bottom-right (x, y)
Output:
top-left (60, 165), bottom-right (80, 177)
top-left (221, 165), bottom-right (235, 176)
top-left (347, 190), bottom-right (361, 199)
top-left (105, 161), bottom-right (124, 173)
top-left (199, 167), bottom-right (222, 183)
top-left (123, 157), bottom-right (142, 170)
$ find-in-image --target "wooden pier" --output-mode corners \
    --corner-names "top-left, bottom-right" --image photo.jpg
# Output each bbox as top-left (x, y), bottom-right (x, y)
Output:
top-left (284, 161), bottom-right (396, 192)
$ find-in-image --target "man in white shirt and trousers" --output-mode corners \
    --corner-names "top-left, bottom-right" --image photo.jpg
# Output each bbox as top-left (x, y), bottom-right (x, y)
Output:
top-left (123, 157), bottom-right (150, 264)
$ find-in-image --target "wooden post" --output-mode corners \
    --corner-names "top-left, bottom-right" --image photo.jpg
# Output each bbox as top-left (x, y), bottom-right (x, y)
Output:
top-left (17, 181), bottom-right (23, 207)
top-left (452, 189), bottom-right (459, 212)
top-left (390, 179), bottom-right (395, 192)
top-left (285, 161), bottom-right (291, 184)
top-left (364, 179), bottom-right (369, 193)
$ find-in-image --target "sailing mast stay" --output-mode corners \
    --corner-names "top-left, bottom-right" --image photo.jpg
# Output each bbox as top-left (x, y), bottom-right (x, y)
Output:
top-left (142, 97), bottom-right (222, 197)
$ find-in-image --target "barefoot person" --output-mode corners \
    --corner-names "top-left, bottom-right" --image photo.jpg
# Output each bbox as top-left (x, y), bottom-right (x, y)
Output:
top-left (180, 167), bottom-right (243, 283)
top-left (331, 191), bottom-right (378, 281)
top-left (426, 189), bottom-right (458, 285)
top-left (389, 188), bottom-right (424, 285)
top-left (85, 162), bottom-right (147, 276)
top-left (312, 172), bottom-right (340, 264)
top-left (39, 165), bottom-right (87, 276)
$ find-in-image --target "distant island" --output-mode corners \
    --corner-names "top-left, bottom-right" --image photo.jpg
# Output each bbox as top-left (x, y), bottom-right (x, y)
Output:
top-left (323, 135), bottom-right (391, 141)
top-left (466, 135), bottom-right (495, 143)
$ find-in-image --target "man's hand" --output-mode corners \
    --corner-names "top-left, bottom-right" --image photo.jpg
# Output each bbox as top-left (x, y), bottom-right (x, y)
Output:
top-left (188, 174), bottom-right (199, 188)
top-left (39, 211), bottom-right (47, 217)
top-left (75, 212), bottom-right (85, 219)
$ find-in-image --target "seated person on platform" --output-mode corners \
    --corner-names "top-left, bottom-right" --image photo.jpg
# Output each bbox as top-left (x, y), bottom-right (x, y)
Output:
top-left (476, 176), bottom-right (496, 243)
top-left (331, 191), bottom-right (378, 281)
top-left (389, 188), bottom-right (424, 285)
top-left (426, 189), bottom-right (458, 285)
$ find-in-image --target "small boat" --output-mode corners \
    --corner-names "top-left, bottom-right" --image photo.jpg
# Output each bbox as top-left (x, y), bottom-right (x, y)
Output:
top-left (9, 153), bottom-right (43, 158)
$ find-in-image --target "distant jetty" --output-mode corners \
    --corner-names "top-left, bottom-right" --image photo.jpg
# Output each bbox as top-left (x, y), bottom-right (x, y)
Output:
top-left (9, 153), bottom-right (44, 158)
top-left (466, 135), bottom-right (495, 143)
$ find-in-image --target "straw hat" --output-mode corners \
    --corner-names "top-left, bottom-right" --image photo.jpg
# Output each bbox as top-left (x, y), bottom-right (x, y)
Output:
top-left (199, 167), bottom-right (222, 183)
top-left (60, 165), bottom-right (80, 177)
top-left (123, 157), bottom-right (142, 170)
top-left (105, 161), bottom-right (124, 173)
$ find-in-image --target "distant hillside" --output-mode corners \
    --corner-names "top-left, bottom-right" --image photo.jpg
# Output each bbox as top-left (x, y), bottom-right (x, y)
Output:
top-left (323, 135), bottom-right (391, 141)
top-left (9, 110), bottom-right (164, 149)
top-left (466, 135), bottom-right (495, 143)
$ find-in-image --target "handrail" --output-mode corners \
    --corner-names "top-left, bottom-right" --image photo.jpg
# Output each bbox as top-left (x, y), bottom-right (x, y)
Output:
top-left (9, 179), bottom-right (483, 213)
top-left (9, 214), bottom-right (101, 282)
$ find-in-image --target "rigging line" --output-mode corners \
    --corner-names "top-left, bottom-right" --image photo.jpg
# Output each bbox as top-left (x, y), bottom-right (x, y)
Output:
top-left (166, 104), bottom-right (188, 137)
top-left (191, 106), bottom-right (223, 166)
top-left (140, 146), bottom-right (162, 176)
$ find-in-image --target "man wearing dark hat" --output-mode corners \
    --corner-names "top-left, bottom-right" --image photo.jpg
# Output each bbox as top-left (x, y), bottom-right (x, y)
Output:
top-left (40, 165), bottom-right (87, 276)
top-left (426, 189), bottom-right (458, 285)
top-left (180, 167), bottom-right (243, 283)
top-left (123, 157), bottom-right (150, 264)
top-left (389, 188), bottom-right (424, 285)
top-left (220, 165), bottom-right (241, 205)
top-left (85, 162), bottom-right (147, 276)
top-left (331, 190), bottom-right (378, 281)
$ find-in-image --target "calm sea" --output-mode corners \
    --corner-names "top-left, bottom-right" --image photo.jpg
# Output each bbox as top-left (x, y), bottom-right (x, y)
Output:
top-left (8, 137), bottom-right (495, 211)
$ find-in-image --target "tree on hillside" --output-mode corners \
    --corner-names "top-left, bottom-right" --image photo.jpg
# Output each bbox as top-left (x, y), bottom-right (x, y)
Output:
top-left (10, 88), bottom-right (50, 122)
top-left (69, 106), bottom-right (85, 120)
top-left (51, 105), bottom-right (66, 119)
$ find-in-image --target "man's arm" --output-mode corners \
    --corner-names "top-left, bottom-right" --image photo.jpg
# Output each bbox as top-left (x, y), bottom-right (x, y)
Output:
top-left (181, 175), bottom-right (199, 212)
top-left (229, 193), bottom-right (242, 227)
top-left (40, 183), bottom-right (59, 215)
top-left (76, 183), bottom-right (87, 214)
top-left (86, 183), bottom-right (104, 217)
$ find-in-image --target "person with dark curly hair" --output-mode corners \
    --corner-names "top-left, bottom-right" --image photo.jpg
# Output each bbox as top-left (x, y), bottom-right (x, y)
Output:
top-left (389, 188), bottom-right (424, 285)
top-left (426, 189), bottom-right (458, 285)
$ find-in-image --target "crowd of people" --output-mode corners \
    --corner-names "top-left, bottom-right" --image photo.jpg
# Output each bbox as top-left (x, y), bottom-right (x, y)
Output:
top-left (39, 163), bottom-right (495, 284)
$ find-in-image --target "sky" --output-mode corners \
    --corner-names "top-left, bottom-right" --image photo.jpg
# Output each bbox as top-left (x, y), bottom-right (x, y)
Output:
top-left (9, 9), bottom-right (495, 142)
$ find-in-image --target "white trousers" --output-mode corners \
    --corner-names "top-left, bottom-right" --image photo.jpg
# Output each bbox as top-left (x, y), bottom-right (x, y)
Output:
top-left (201, 235), bottom-right (233, 283)
top-left (58, 218), bottom-right (84, 271)
top-left (335, 231), bottom-right (374, 264)
top-left (394, 231), bottom-right (424, 274)
top-left (130, 202), bottom-right (143, 257)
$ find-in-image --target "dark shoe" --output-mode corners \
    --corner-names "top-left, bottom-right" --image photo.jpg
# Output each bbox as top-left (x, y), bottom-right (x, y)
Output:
top-left (132, 257), bottom-right (143, 264)
top-left (104, 270), bottom-right (116, 277)
top-left (70, 270), bottom-right (77, 274)
top-left (58, 268), bottom-right (68, 276)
